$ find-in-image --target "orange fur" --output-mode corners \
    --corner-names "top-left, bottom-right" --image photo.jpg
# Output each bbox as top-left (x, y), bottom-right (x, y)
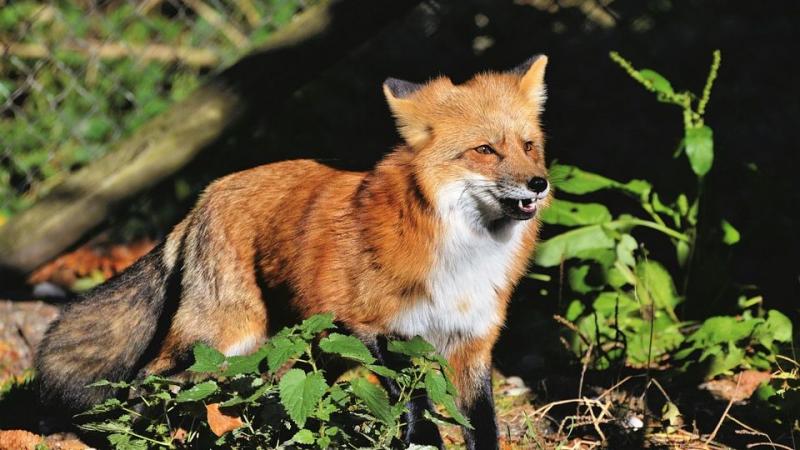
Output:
top-left (37, 57), bottom-right (552, 443)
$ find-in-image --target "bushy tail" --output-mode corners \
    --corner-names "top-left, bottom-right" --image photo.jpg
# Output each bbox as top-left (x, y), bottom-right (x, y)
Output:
top-left (36, 242), bottom-right (177, 415)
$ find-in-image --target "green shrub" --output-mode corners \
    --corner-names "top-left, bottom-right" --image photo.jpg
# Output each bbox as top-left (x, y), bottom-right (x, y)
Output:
top-left (537, 50), bottom-right (794, 384)
top-left (79, 314), bottom-right (468, 449)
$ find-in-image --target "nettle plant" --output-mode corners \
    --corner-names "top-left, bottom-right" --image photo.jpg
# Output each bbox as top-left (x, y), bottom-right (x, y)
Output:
top-left (80, 314), bottom-right (469, 449)
top-left (536, 50), bottom-right (793, 378)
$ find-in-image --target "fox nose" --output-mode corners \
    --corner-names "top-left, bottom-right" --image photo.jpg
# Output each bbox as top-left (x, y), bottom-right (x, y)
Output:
top-left (528, 177), bottom-right (549, 194)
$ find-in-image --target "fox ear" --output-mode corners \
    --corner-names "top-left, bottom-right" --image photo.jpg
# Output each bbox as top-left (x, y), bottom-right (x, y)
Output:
top-left (513, 54), bottom-right (548, 106)
top-left (383, 78), bottom-right (431, 147)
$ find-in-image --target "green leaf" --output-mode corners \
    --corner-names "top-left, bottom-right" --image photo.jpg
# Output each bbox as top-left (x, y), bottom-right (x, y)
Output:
top-left (300, 313), bottom-right (336, 338)
top-left (684, 125), bottom-right (714, 177)
top-left (676, 240), bottom-right (690, 267)
top-left (387, 336), bottom-right (436, 357)
top-left (707, 343), bottom-right (745, 378)
top-left (291, 429), bottom-right (315, 445)
top-left (540, 199), bottom-right (612, 226)
top-left (188, 343), bottom-right (225, 373)
top-left (534, 225), bottom-right (615, 267)
top-left (319, 333), bottom-right (376, 364)
top-left (616, 234), bottom-right (637, 268)
top-left (266, 337), bottom-right (307, 373)
top-left (639, 69), bottom-right (674, 95)
top-left (424, 371), bottom-right (472, 429)
top-left (223, 347), bottom-right (268, 376)
top-left (720, 219), bottom-right (740, 245)
top-left (549, 164), bottom-right (620, 194)
top-left (592, 292), bottom-right (639, 317)
top-left (108, 434), bottom-right (148, 450)
top-left (565, 300), bottom-right (585, 322)
top-left (366, 364), bottom-right (399, 379)
top-left (622, 179), bottom-right (652, 197)
top-left (175, 381), bottom-right (218, 402)
top-left (220, 382), bottom-right (273, 407)
top-left (764, 310), bottom-right (793, 343)
top-left (636, 260), bottom-right (680, 311)
top-left (687, 316), bottom-right (760, 346)
top-left (350, 377), bottom-right (395, 424)
top-left (568, 265), bottom-right (595, 294)
top-left (279, 369), bottom-right (328, 428)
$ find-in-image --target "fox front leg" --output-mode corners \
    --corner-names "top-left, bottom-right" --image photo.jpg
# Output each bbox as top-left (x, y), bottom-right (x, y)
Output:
top-left (459, 366), bottom-right (499, 450)
top-left (364, 335), bottom-right (444, 449)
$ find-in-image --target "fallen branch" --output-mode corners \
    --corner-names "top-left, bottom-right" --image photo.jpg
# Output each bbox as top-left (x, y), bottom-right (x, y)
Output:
top-left (183, 0), bottom-right (249, 49)
top-left (3, 40), bottom-right (220, 67)
top-left (0, 0), bottom-right (422, 276)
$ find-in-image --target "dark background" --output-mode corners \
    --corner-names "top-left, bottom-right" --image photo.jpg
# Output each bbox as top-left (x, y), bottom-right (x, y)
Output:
top-left (146, 0), bottom-right (798, 312)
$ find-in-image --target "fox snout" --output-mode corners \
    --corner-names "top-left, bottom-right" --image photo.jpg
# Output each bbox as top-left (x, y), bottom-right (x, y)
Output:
top-left (468, 174), bottom-right (549, 222)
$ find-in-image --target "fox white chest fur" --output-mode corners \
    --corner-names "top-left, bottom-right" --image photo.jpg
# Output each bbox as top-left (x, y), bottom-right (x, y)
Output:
top-left (389, 181), bottom-right (527, 356)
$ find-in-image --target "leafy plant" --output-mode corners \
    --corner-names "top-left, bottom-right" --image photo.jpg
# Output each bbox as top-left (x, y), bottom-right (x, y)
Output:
top-left (79, 314), bottom-right (468, 449)
top-left (535, 50), bottom-right (794, 384)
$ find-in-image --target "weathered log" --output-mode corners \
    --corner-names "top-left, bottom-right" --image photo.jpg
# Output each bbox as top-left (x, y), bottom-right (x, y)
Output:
top-left (0, 0), bottom-right (420, 278)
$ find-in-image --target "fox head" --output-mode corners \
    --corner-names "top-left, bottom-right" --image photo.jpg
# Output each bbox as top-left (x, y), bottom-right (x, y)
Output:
top-left (384, 55), bottom-right (550, 226)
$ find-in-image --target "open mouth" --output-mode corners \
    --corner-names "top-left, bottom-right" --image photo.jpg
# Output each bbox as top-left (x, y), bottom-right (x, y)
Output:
top-left (499, 197), bottom-right (537, 220)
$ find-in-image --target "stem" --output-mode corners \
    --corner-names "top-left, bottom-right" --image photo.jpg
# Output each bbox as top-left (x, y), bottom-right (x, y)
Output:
top-left (610, 218), bottom-right (690, 242)
top-left (121, 430), bottom-right (175, 448)
top-left (698, 50), bottom-right (722, 117)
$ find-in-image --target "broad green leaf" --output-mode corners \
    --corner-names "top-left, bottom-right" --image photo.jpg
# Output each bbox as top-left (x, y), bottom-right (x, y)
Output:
top-left (622, 179), bottom-right (652, 197)
top-left (175, 381), bottom-right (218, 402)
top-left (573, 248), bottom-right (616, 269)
top-left (549, 164), bottom-right (620, 194)
top-left (108, 434), bottom-right (148, 450)
top-left (350, 377), bottom-right (395, 424)
top-left (387, 336), bottom-right (436, 357)
top-left (565, 300), bottom-right (585, 322)
top-left (684, 125), bottom-right (714, 177)
top-left (266, 337), bottom-right (307, 373)
top-left (279, 369), bottom-right (328, 428)
top-left (540, 199), bottom-right (611, 226)
top-left (616, 234), bottom-right (637, 268)
top-left (291, 429), bottom-right (315, 445)
top-left (592, 292), bottom-right (639, 316)
top-left (720, 219), bottom-right (740, 245)
top-left (424, 371), bottom-right (472, 429)
top-left (639, 69), bottom-right (674, 95)
top-left (300, 313), bottom-right (336, 337)
top-left (606, 266), bottom-right (630, 288)
top-left (534, 225), bottom-right (615, 267)
top-left (314, 396), bottom-right (338, 421)
top-left (366, 364), bottom-right (399, 379)
top-left (188, 343), bottom-right (225, 373)
top-left (687, 316), bottom-right (760, 346)
top-left (319, 333), bottom-right (376, 364)
top-left (635, 260), bottom-right (680, 312)
top-left (764, 310), bottom-right (793, 343)
top-left (568, 265), bottom-right (595, 294)
top-left (223, 347), bottom-right (268, 376)
top-left (707, 343), bottom-right (745, 378)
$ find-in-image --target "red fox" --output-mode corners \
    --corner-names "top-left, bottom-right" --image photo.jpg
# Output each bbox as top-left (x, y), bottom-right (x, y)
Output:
top-left (36, 55), bottom-right (551, 449)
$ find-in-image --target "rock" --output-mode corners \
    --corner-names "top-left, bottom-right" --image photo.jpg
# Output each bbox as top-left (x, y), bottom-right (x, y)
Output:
top-left (0, 300), bottom-right (60, 383)
top-left (699, 370), bottom-right (772, 403)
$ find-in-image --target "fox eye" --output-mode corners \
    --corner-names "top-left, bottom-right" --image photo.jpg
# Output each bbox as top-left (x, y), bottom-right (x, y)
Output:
top-left (524, 141), bottom-right (535, 152)
top-left (475, 145), bottom-right (496, 155)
